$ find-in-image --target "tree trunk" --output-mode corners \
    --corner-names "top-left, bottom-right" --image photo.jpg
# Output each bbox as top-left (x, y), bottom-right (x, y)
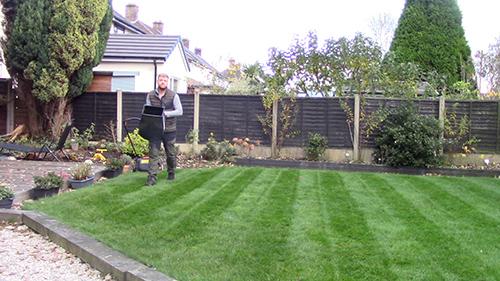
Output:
top-left (17, 80), bottom-right (43, 136)
top-left (44, 98), bottom-right (72, 138)
top-left (17, 79), bottom-right (71, 138)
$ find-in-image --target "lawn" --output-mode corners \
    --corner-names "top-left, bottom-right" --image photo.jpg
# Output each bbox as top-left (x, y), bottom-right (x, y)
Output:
top-left (25, 167), bottom-right (500, 281)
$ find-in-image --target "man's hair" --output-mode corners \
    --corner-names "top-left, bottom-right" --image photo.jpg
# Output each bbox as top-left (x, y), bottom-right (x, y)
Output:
top-left (157, 73), bottom-right (169, 79)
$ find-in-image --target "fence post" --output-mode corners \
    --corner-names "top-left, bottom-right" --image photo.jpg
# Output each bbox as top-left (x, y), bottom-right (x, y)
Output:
top-left (193, 92), bottom-right (200, 153)
top-left (116, 90), bottom-right (123, 142)
top-left (439, 95), bottom-right (445, 154)
top-left (497, 101), bottom-right (500, 153)
top-left (271, 98), bottom-right (279, 158)
top-left (353, 94), bottom-right (360, 162)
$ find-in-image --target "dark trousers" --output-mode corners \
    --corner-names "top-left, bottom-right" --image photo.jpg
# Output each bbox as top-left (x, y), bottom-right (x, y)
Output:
top-left (148, 131), bottom-right (176, 178)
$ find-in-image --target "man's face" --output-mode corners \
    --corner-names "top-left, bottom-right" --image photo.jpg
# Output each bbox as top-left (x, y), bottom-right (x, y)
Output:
top-left (157, 76), bottom-right (169, 90)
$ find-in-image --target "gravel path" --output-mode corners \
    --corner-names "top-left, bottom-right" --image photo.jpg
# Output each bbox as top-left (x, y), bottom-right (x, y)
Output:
top-left (0, 223), bottom-right (115, 281)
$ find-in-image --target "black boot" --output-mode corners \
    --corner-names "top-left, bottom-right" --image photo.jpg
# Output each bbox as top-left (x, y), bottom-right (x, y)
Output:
top-left (146, 175), bottom-right (157, 186)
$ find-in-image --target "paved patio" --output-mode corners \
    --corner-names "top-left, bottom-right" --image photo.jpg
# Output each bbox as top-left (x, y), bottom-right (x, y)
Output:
top-left (0, 157), bottom-right (105, 203)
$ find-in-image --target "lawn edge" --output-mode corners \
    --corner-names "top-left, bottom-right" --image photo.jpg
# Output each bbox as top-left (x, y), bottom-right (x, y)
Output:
top-left (0, 209), bottom-right (176, 281)
top-left (235, 158), bottom-right (500, 177)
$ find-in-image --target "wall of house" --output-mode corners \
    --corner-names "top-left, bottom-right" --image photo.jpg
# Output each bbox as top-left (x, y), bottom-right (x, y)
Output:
top-left (93, 62), bottom-right (156, 92)
top-left (159, 44), bottom-right (189, 93)
top-left (87, 75), bottom-right (112, 92)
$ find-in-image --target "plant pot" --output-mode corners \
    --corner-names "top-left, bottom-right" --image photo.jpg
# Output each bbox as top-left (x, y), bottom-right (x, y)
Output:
top-left (0, 198), bottom-right (13, 209)
top-left (30, 188), bottom-right (60, 200)
top-left (135, 158), bottom-right (150, 172)
top-left (123, 164), bottom-right (132, 173)
top-left (102, 168), bottom-right (123, 178)
top-left (68, 176), bottom-right (95, 189)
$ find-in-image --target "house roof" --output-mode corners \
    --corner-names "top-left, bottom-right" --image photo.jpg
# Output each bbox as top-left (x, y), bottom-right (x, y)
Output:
top-left (103, 34), bottom-right (184, 62)
top-left (112, 11), bottom-right (145, 34)
top-left (184, 48), bottom-right (218, 73)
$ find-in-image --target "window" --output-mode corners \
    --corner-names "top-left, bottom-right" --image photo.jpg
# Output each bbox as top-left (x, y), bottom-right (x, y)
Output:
top-left (169, 77), bottom-right (179, 92)
top-left (111, 72), bottom-right (139, 91)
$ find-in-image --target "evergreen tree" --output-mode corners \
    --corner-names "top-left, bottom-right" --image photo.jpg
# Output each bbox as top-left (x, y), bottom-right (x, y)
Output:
top-left (388, 0), bottom-right (474, 87)
top-left (1, 0), bottom-right (112, 136)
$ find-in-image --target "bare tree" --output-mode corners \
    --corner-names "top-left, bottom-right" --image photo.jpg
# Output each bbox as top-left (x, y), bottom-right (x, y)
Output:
top-left (369, 13), bottom-right (396, 55)
top-left (475, 37), bottom-right (500, 93)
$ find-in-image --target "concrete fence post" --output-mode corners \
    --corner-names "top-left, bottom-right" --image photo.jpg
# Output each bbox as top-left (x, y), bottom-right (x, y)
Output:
top-left (193, 92), bottom-right (200, 153)
top-left (116, 90), bottom-right (123, 142)
top-left (438, 95), bottom-right (446, 154)
top-left (271, 99), bottom-right (279, 158)
top-left (353, 94), bottom-right (360, 162)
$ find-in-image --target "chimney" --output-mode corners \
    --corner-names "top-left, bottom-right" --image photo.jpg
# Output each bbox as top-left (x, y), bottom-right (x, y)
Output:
top-left (125, 4), bottom-right (139, 22)
top-left (195, 48), bottom-right (202, 56)
top-left (182, 38), bottom-right (190, 50)
top-left (153, 21), bottom-right (164, 34)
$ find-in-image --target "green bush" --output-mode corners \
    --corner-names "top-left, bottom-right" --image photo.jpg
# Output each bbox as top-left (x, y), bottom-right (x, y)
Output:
top-left (122, 129), bottom-right (149, 158)
top-left (305, 133), bottom-right (328, 161)
top-left (374, 103), bottom-right (443, 168)
top-left (33, 172), bottom-right (64, 190)
top-left (201, 133), bottom-right (236, 163)
top-left (0, 185), bottom-right (14, 200)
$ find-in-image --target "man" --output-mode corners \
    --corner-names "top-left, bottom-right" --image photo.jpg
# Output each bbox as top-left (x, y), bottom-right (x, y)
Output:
top-left (145, 73), bottom-right (183, 185)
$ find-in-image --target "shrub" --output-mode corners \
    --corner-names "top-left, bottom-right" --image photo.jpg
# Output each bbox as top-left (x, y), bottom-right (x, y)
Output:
top-left (71, 163), bottom-right (92, 180)
top-left (122, 129), bottom-right (149, 158)
top-left (305, 133), bottom-right (328, 161)
top-left (0, 185), bottom-right (14, 200)
top-left (374, 103), bottom-right (443, 168)
top-left (105, 157), bottom-right (125, 170)
top-left (33, 172), bottom-right (64, 190)
top-left (201, 133), bottom-right (236, 163)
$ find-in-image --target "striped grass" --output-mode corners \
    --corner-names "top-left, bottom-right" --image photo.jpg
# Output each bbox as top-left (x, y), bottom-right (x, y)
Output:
top-left (24, 167), bottom-right (500, 281)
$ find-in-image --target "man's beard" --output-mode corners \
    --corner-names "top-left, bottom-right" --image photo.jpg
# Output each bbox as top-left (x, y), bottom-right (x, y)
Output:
top-left (158, 84), bottom-right (167, 90)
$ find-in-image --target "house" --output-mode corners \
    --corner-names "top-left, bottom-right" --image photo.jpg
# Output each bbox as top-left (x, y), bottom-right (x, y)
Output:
top-left (88, 3), bottom-right (222, 93)
top-left (88, 4), bottom-right (189, 92)
top-left (88, 33), bottom-right (190, 93)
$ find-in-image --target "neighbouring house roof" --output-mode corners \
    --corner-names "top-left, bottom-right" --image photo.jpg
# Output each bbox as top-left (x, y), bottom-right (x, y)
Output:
top-left (103, 34), bottom-right (189, 68)
top-left (113, 11), bottom-right (161, 35)
top-left (184, 48), bottom-right (218, 74)
top-left (112, 11), bottom-right (145, 35)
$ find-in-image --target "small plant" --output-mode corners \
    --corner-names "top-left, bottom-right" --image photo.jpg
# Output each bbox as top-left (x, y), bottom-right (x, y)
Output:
top-left (0, 185), bottom-right (14, 200)
top-left (71, 163), bottom-right (93, 180)
top-left (201, 132), bottom-right (236, 163)
top-left (120, 154), bottom-right (133, 166)
top-left (69, 123), bottom-right (95, 149)
top-left (305, 132), bottom-right (328, 161)
top-left (105, 157), bottom-right (125, 171)
top-left (232, 137), bottom-right (260, 158)
top-left (185, 129), bottom-right (199, 144)
top-left (33, 172), bottom-right (64, 190)
top-left (122, 128), bottom-right (149, 158)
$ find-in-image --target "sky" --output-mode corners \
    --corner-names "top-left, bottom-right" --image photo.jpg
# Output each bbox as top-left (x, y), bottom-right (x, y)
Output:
top-left (112, 0), bottom-right (500, 71)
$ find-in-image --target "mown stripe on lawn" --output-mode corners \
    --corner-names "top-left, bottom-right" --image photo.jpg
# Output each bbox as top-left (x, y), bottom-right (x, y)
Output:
top-left (160, 168), bottom-right (282, 281)
top-left (342, 172), bottom-right (443, 280)
top-left (387, 175), bottom-right (500, 276)
top-left (284, 170), bottom-right (337, 280)
top-left (430, 176), bottom-right (500, 221)
top-left (233, 169), bottom-right (299, 281)
top-left (320, 171), bottom-right (397, 281)
top-left (363, 173), bottom-right (497, 280)
top-left (142, 168), bottom-right (264, 255)
top-left (106, 167), bottom-right (226, 224)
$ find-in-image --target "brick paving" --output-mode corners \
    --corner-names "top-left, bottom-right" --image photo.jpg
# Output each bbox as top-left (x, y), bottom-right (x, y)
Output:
top-left (0, 156), bottom-right (105, 203)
